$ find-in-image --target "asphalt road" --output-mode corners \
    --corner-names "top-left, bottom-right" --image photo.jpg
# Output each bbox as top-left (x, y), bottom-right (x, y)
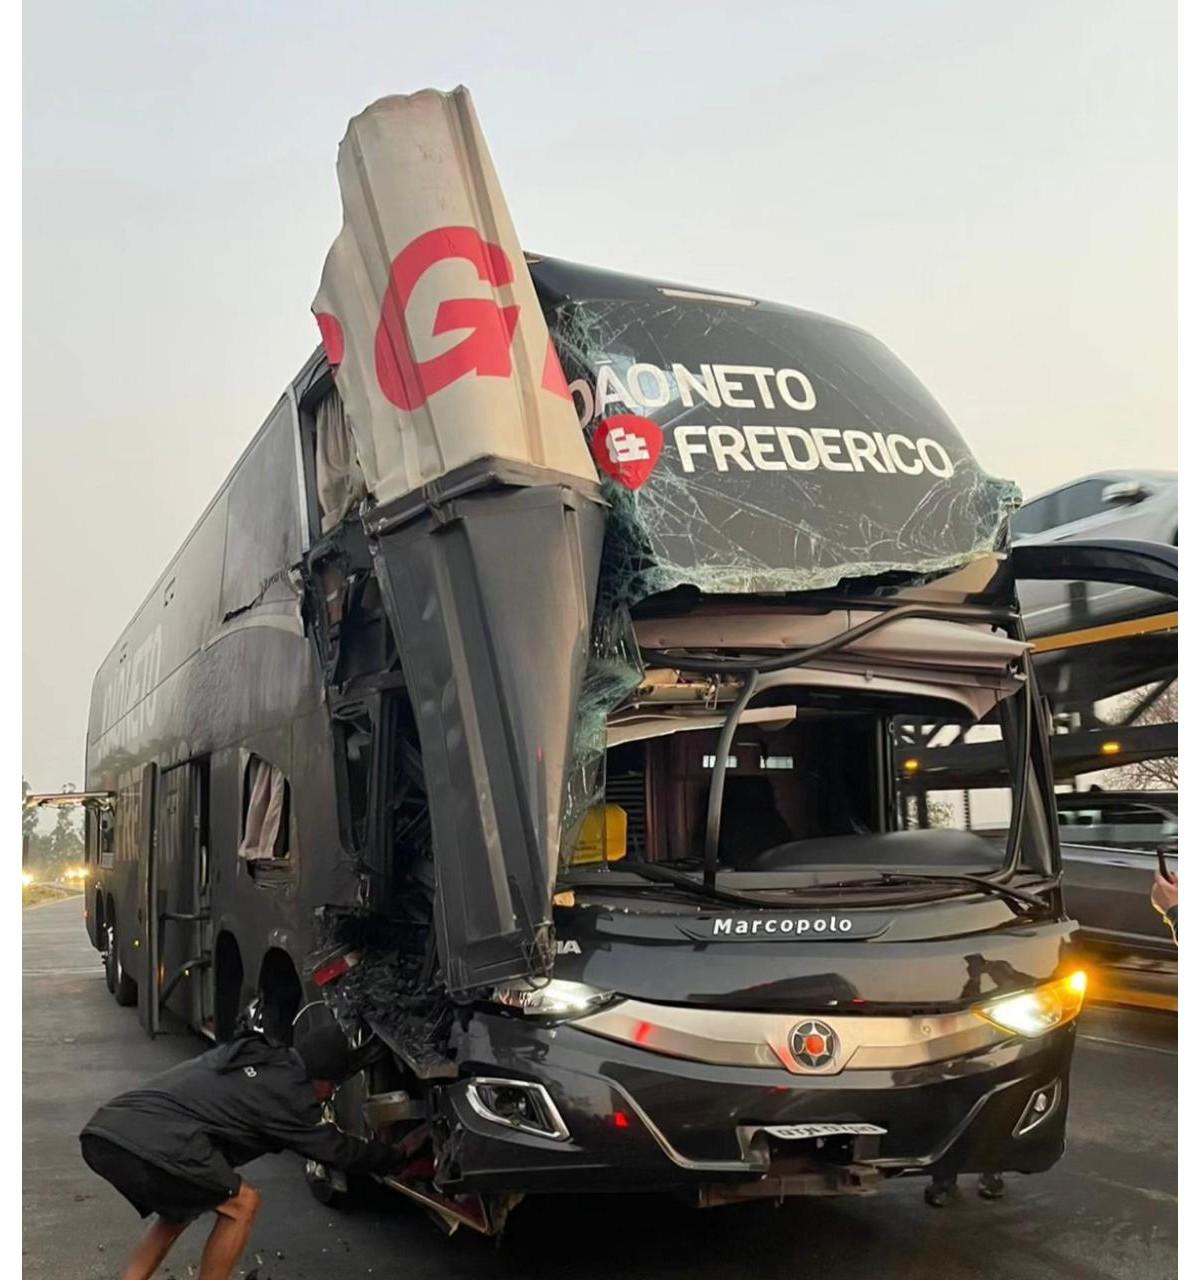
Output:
top-left (24, 896), bottom-right (1177, 1280)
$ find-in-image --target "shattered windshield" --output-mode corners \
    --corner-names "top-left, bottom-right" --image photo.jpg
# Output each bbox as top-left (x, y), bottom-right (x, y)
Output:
top-left (545, 293), bottom-right (1021, 602)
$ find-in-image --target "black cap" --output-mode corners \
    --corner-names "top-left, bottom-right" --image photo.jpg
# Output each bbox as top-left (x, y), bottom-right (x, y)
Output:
top-left (296, 1025), bottom-right (354, 1083)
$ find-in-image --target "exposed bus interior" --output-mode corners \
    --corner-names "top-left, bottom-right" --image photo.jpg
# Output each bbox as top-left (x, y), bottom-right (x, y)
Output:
top-left (553, 601), bottom-right (1053, 896)
top-left (563, 674), bottom-right (1053, 895)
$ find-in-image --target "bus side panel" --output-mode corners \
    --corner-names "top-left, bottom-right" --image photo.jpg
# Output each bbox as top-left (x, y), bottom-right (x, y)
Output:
top-left (84, 391), bottom-right (355, 1036)
top-left (200, 703), bottom-right (351, 1036)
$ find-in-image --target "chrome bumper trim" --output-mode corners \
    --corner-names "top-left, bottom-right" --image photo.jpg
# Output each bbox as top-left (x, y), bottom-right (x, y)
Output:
top-left (574, 998), bottom-right (1006, 1075)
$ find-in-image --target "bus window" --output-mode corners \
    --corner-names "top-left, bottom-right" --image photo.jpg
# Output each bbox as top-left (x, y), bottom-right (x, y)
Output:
top-left (239, 755), bottom-right (291, 862)
top-left (98, 806), bottom-right (116, 869)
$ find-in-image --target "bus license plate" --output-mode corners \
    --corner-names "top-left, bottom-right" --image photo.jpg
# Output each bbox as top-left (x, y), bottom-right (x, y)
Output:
top-left (761, 1123), bottom-right (887, 1140)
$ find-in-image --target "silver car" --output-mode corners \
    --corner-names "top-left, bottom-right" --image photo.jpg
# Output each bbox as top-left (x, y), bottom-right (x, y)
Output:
top-left (1014, 470), bottom-right (1177, 639)
top-left (1057, 790), bottom-right (1178, 959)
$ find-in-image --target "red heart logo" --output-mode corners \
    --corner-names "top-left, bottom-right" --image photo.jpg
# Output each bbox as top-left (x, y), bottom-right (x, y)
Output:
top-left (591, 415), bottom-right (663, 490)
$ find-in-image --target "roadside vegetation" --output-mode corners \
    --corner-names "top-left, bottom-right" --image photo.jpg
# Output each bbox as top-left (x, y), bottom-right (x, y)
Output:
top-left (22, 881), bottom-right (82, 909)
top-left (22, 778), bottom-right (90, 909)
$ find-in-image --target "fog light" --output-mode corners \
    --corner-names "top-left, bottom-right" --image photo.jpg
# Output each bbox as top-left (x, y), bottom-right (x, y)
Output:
top-left (1014, 1079), bottom-right (1062, 1136)
top-left (465, 1078), bottom-right (570, 1142)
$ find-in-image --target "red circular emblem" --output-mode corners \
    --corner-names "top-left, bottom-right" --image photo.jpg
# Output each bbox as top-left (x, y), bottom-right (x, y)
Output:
top-left (790, 1019), bottom-right (839, 1070)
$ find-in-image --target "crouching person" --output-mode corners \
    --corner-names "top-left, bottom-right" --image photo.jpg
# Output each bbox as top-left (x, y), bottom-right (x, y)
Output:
top-left (79, 1025), bottom-right (400, 1280)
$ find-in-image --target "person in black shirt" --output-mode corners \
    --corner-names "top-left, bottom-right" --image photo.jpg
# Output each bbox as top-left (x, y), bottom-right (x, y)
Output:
top-left (80, 1024), bottom-right (400, 1280)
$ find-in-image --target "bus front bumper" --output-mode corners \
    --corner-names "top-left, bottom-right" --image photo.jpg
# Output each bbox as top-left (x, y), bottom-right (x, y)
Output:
top-left (432, 1011), bottom-right (1075, 1198)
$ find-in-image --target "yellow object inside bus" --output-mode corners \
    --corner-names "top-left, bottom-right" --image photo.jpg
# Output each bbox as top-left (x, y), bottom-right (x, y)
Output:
top-left (571, 804), bottom-right (628, 865)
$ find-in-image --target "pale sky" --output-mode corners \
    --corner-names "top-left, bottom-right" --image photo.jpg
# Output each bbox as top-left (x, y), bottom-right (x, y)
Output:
top-left (23, 0), bottom-right (1177, 790)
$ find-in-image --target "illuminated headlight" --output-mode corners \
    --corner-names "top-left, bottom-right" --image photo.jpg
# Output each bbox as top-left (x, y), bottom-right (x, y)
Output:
top-left (493, 978), bottom-right (616, 1018)
top-left (976, 971), bottom-right (1087, 1038)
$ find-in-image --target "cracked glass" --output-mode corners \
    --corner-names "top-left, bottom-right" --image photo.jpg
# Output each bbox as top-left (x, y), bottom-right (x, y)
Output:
top-left (547, 292), bottom-right (1020, 856)
top-left (548, 295), bottom-right (1020, 600)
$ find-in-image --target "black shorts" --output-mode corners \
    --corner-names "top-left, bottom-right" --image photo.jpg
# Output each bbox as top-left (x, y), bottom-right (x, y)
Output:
top-left (80, 1134), bottom-right (238, 1224)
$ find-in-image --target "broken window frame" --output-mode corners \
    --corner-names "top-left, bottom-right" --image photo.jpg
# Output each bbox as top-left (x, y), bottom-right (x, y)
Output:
top-left (563, 597), bottom-right (1054, 906)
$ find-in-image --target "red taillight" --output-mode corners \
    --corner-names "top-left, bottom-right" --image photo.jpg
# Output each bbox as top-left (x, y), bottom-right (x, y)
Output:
top-left (313, 951), bottom-right (360, 987)
top-left (610, 1111), bottom-right (630, 1129)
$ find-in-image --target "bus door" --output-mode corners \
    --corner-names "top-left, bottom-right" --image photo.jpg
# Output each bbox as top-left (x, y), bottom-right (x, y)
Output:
top-left (150, 759), bottom-right (213, 1036)
top-left (190, 759), bottom-right (214, 1036)
top-left (136, 762), bottom-right (158, 1033)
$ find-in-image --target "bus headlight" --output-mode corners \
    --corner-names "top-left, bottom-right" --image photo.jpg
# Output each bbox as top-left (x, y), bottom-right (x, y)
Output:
top-left (976, 971), bottom-right (1087, 1038)
top-left (493, 978), bottom-right (616, 1018)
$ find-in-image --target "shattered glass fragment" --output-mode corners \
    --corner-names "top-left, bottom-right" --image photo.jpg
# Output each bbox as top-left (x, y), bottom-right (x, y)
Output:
top-left (561, 603), bottom-right (645, 857)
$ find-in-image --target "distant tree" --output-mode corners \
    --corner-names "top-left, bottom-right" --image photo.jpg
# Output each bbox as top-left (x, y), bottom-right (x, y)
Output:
top-left (1100, 682), bottom-right (1178, 790)
top-left (904, 794), bottom-right (958, 830)
top-left (42, 807), bottom-right (84, 880)
top-left (22, 778), bottom-right (38, 843)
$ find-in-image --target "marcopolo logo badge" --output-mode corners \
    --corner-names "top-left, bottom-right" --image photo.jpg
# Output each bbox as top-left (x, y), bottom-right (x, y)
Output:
top-left (676, 913), bottom-right (891, 944)
top-left (710, 913), bottom-right (856, 937)
top-left (591, 415), bottom-right (664, 490)
top-left (790, 1019), bottom-right (839, 1071)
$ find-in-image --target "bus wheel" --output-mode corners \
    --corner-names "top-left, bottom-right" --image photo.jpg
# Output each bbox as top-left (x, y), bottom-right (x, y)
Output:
top-left (108, 917), bottom-right (138, 1007)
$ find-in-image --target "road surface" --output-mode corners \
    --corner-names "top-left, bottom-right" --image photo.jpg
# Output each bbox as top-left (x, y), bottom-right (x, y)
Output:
top-left (23, 895), bottom-right (1176, 1279)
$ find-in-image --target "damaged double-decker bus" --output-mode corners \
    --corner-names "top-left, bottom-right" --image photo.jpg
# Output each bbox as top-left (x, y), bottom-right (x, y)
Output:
top-left (52, 89), bottom-right (1175, 1234)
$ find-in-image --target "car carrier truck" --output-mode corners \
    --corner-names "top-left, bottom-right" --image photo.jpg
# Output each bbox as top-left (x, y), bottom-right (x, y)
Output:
top-left (27, 87), bottom-right (1177, 1234)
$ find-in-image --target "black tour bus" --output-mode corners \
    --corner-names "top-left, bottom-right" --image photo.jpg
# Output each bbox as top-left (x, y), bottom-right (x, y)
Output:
top-left (39, 256), bottom-right (1177, 1234)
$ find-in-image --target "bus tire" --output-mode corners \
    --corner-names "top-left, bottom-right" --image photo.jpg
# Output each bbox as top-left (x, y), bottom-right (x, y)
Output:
top-left (108, 917), bottom-right (138, 1007)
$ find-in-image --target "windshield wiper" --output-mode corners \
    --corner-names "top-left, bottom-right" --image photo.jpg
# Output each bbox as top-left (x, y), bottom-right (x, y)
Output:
top-left (578, 862), bottom-right (784, 909)
top-left (830, 872), bottom-right (1057, 911)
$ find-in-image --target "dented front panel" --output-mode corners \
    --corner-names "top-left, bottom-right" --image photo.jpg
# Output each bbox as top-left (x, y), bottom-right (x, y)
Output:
top-left (369, 474), bottom-right (606, 993)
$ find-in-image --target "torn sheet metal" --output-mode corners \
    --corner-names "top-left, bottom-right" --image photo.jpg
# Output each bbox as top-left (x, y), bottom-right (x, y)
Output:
top-left (313, 90), bottom-right (607, 993)
top-left (370, 477), bottom-right (605, 993)
top-left (530, 258), bottom-right (1021, 603)
top-left (312, 89), bottom-right (597, 507)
